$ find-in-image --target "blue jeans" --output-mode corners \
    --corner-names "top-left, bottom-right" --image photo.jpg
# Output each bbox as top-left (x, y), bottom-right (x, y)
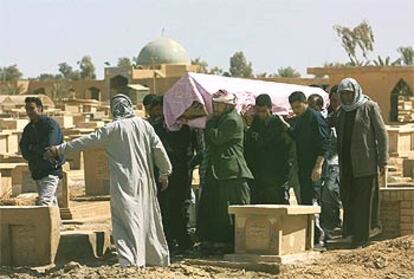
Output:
top-left (321, 165), bottom-right (342, 232)
top-left (35, 175), bottom-right (59, 206)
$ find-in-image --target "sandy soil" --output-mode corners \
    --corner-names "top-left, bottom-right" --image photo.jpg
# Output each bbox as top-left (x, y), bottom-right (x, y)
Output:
top-left (1, 235), bottom-right (413, 279)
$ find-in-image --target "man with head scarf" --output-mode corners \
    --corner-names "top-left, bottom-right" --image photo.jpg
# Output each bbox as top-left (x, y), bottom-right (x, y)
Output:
top-left (45, 93), bottom-right (172, 267)
top-left (197, 89), bottom-right (253, 253)
top-left (336, 78), bottom-right (388, 248)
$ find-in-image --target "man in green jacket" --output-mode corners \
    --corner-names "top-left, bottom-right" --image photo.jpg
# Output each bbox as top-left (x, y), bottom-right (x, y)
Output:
top-left (197, 89), bottom-right (253, 252)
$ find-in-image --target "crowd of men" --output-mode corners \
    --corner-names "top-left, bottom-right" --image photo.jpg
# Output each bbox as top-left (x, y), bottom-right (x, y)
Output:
top-left (20, 77), bottom-right (388, 267)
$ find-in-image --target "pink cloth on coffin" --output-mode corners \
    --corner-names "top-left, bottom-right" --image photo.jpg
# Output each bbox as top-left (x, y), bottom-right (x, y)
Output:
top-left (163, 72), bottom-right (329, 130)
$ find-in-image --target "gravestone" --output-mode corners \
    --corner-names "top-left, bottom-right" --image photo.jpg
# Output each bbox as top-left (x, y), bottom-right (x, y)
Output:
top-left (0, 206), bottom-right (60, 266)
top-left (83, 148), bottom-right (110, 196)
top-left (224, 205), bottom-right (320, 264)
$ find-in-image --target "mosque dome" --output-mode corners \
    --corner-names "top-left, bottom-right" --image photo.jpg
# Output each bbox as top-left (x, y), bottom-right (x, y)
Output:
top-left (136, 37), bottom-right (191, 66)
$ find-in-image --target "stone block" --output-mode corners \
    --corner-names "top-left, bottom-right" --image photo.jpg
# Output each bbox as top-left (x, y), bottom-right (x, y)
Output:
top-left (0, 163), bottom-right (25, 198)
top-left (390, 190), bottom-right (403, 201)
top-left (401, 201), bottom-right (412, 208)
top-left (403, 159), bottom-right (414, 178)
top-left (55, 230), bottom-right (111, 264)
top-left (57, 171), bottom-right (70, 209)
top-left (380, 190), bottom-right (390, 201)
top-left (65, 151), bottom-right (83, 170)
top-left (77, 121), bottom-right (105, 129)
top-left (63, 104), bottom-right (81, 113)
top-left (6, 133), bottom-right (19, 154)
top-left (400, 208), bottom-right (414, 216)
top-left (404, 190), bottom-right (414, 200)
top-left (21, 169), bottom-right (37, 193)
top-left (52, 116), bottom-right (74, 129)
top-left (59, 201), bottom-right (110, 220)
top-left (83, 104), bottom-right (98, 113)
top-left (0, 206), bottom-right (60, 266)
top-left (0, 132), bottom-right (10, 154)
top-left (400, 230), bottom-right (412, 236)
top-left (400, 223), bottom-right (414, 231)
top-left (0, 119), bottom-right (28, 131)
top-left (83, 148), bottom-right (109, 196)
top-left (400, 215), bottom-right (414, 223)
top-left (225, 205), bottom-right (320, 263)
top-left (0, 173), bottom-right (12, 199)
top-left (73, 115), bottom-right (89, 125)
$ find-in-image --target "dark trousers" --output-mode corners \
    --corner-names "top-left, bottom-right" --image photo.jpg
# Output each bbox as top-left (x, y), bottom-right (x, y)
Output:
top-left (341, 174), bottom-right (381, 243)
top-left (197, 172), bottom-right (251, 244)
top-left (251, 178), bottom-right (289, 205)
top-left (321, 165), bottom-right (342, 233)
top-left (158, 164), bottom-right (193, 250)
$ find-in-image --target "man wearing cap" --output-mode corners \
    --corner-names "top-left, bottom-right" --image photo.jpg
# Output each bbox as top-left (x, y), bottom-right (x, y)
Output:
top-left (197, 89), bottom-right (253, 253)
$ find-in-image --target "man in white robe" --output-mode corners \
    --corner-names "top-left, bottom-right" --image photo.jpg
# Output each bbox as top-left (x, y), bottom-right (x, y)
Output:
top-left (45, 93), bottom-right (172, 267)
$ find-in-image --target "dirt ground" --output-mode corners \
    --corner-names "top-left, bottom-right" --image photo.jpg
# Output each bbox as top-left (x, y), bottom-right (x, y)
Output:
top-left (1, 235), bottom-right (413, 279)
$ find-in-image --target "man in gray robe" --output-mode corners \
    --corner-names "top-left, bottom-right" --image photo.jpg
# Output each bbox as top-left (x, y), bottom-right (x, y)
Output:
top-left (45, 93), bottom-right (172, 267)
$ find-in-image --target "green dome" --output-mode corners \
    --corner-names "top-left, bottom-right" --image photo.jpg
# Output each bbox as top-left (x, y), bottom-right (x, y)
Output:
top-left (136, 37), bottom-right (191, 66)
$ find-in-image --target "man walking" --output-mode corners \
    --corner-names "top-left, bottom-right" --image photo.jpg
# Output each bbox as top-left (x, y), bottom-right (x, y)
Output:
top-left (20, 97), bottom-right (64, 206)
top-left (46, 93), bottom-right (172, 267)
top-left (279, 91), bottom-right (330, 248)
top-left (147, 96), bottom-right (204, 253)
top-left (245, 94), bottom-right (290, 204)
top-left (197, 89), bottom-right (253, 253)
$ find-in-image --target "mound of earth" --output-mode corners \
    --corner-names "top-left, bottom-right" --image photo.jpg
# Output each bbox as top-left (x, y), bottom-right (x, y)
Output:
top-left (1, 235), bottom-right (413, 279)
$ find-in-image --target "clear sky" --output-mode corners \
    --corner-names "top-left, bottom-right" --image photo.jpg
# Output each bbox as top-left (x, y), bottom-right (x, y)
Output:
top-left (1, 0), bottom-right (413, 79)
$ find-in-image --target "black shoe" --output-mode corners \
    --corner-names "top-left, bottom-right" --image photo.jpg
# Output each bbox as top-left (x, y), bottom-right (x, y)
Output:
top-left (313, 243), bottom-right (327, 252)
top-left (351, 240), bottom-right (371, 249)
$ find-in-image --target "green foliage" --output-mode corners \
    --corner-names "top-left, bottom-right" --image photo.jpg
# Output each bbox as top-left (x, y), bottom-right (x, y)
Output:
top-left (397, 46), bottom-right (414, 65)
top-left (117, 57), bottom-right (133, 68)
top-left (229, 51), bottom-right (253, 78)
top-left (334, 20), bottom-right (375, 66)
top-left (0, 65), bottom-right (23, 81)
top-left (274, 66), bottom-right (301, 78)
top-left (78, 55), bottom-right (96, 80)
top-left (191, 57), bottom-right (209, 73)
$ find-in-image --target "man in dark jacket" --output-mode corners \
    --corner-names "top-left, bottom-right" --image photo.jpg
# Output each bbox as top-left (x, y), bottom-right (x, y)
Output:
top-left (245, 94), bottom-right (290, 204)
top-left (308, 92), bottom-right (342, 240)
top-left (19, 97), bottom-right (64, 206)
top-left (279, 91), bottom-right (330, 248)
top-left (148, 96), bottom-right (204, 252)
top-left (197, 90), bottom-right (253, 251)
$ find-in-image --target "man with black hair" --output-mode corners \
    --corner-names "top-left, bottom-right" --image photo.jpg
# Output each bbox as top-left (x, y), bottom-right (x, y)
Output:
top-left (320, 86), bottom-right (343, 239)
top-left (279, 91), bottom-right (330, 247)
top-left (19, 97), bottom-right (64, 206)
top-left (245, 94), bottom-right (290, 204)
top-left (308, 94), bottom-right (325, 112)
top-left (308, 91), bottom-right (342, 240)
top-left (143, 93), bottom-right (157, 118)
top-left (148, 95), bottom-right (204, 253)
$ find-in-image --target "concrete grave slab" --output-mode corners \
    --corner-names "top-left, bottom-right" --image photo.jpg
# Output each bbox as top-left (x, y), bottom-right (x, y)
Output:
top-left (224, 205), bottom-right (320, 264)
top-left (0, 206), bottom-right (60, 266)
